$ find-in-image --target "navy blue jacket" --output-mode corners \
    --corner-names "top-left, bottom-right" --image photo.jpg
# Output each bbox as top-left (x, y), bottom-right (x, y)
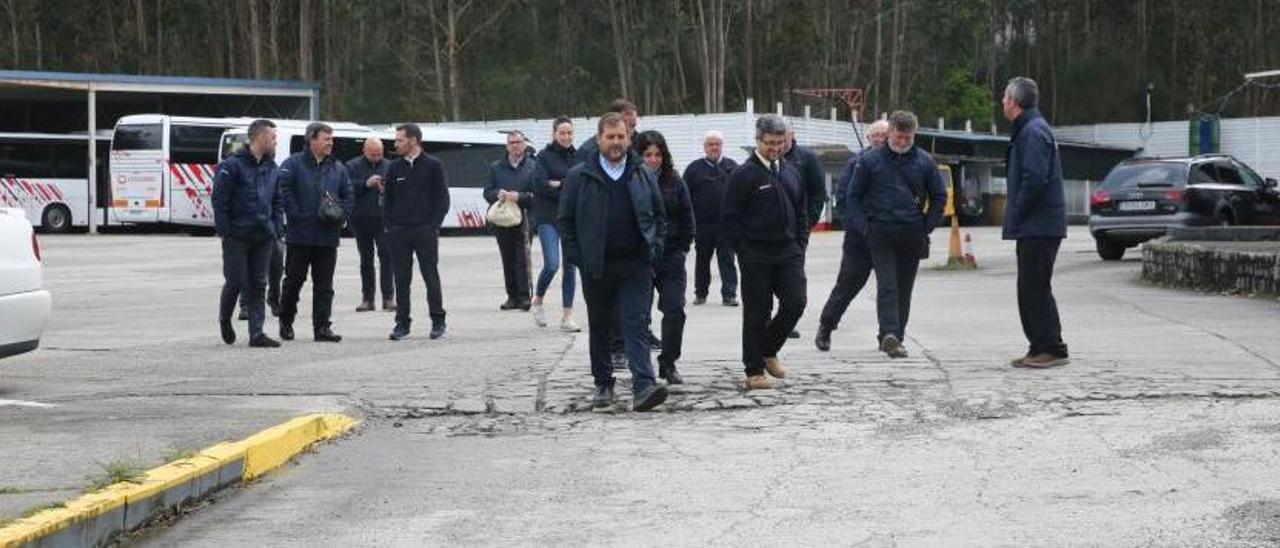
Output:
top-left (483, 154), bottom-right (539, 223)
top-left (279, 150), bottom-right (355, 247)
top-left (212, 148), bottom-right (283, 242)
top-left (785, 141), bottom-right (828, 227)
top-left (1003, 108), bottom-right (1067, 240)
top-left (383, 153), bottom-right (451, 229)
top-left (345, 156), bottom-right (390, 220)
top-left (532, 142), bottom-right (576, 227)
top-left (722, 153), bottom-right (809, 252)
top-left (683, 156), bottom-right (739, 225)
top-left (845, 145), bottom-right (947, 236)
top-left (657, 171), bottom-right (696, 253)
top-left (834, 147), bottom-right (873, 224)
top-left (558, 152), bottom-right (668, 280)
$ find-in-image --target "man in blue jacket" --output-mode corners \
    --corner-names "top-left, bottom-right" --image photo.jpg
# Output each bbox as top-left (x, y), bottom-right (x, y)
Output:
top-left (213, 119), bottom-right (283, 348)
top-left (559, 112), bottom-right (669, 412)
top-left (683, 131), bottom-right (740, 306)
top-left (384, 123), bottom-right (452, 341)
top-left (845, 111), bottom-right (946, 359)
top-left (278, 122), bottom-right (355, 344)
top-left (1002, 76), bottom-right (1069, 369)
top-left (484, 130), bottom-right (538, 311)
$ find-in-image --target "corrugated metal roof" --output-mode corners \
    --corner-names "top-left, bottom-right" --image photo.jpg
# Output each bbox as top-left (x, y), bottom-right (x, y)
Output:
top-left (0, 69), bottom-right (320, 92)
top-left (1057, 116), bottom-right (1280, 180)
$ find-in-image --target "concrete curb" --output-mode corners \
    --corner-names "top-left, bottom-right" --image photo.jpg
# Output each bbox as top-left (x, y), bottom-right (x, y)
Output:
top-left (0, 413), bottom-right (357, 548)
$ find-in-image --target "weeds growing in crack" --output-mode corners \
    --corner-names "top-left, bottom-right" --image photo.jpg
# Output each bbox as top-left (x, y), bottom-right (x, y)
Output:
top-left (84, 459), bottom-right (147, 493)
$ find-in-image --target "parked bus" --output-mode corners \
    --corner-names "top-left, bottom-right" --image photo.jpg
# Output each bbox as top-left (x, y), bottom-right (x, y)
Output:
top-left (110, 114), bottom-right (256, 228)
top-left (0, 132), bottom-right (111, 233)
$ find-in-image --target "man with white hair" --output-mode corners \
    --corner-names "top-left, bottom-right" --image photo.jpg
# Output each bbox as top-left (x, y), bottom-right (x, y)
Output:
top-left (815, 119), bottom-right (889, 352)
top-left (683, 130), bottom-right (740, 306)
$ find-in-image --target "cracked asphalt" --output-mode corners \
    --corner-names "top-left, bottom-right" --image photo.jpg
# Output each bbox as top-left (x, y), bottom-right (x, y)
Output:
top-left (4, 227), bottom-right (1280, 546)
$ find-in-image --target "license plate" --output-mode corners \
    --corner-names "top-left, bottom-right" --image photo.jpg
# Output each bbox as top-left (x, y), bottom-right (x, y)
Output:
top-left (1119, 200), bottom-right (1156, 211)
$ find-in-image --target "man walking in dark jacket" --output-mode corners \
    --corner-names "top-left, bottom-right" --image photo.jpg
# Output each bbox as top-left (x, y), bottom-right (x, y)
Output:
top-left (346, 138), bottom-right (394, 313)
top-left (815, 119), bottom-right (889, 352)
top-left (559, 113), bottom-right (669, 412)
top-left (1002, 76), bottom-right (1070, 369)
top-left (384, 123), bottom-right (451, 341)
top-left (845, 111), bottom-right (946, 359)
top-left (722, 114), bottom-right (809, 391)
top-left (783, 124), bottom-right (829, 238)
top-left (683, 130), bottom-right (740, 306)
top-left (213, 119), bottom-right (283, 348)
top-left (484, 130), bottom-right (538, 311)
top-left (278, 122), bottom-right (355, 343)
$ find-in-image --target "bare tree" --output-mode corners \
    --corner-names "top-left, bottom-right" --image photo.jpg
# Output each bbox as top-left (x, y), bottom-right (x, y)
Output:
top-left (425, 0), bottom-right (512, 121)
top-left (299, 0), bottom-right (314, 80)
top-left (250, 0), bottom-right (263, 78)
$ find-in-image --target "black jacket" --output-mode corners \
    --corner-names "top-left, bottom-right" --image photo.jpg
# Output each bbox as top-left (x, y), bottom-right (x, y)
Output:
top-left (657, 171), bottom-right (696, 253)
top-left (212, 148), bottom-right (283, 242)
top-left (785, 141), bottom-right (828, 227)
top-left (683, 156), bottom-right (739, 225)
top-left (722, 153), bottom-right (809, 252)
top-left (834, 147), bottom-right (875, 224)
top-left (383, 153), bottom-right (451, 229)
top-left (1003, 108), bottom-right (1067, 240)
top-left (483, 154), bottom-right (539, 225)
top-left (345, 156), bottom-right (390, 220)
top-left (279, 150), bottom-right (354, 247)
top-left (845, 145), bottom-right (947, 236)
top-left (532, 142), bottom-right (575, 227)
top-left (558, 152), bottom-right (668, 280)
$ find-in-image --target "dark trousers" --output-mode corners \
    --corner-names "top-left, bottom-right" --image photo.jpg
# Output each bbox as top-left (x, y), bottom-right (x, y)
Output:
top-left (353, 216), bottom-right (394, 303)
top-left (220, 237), bottom-right (274, 338)
top-left (819, 230), bottom-right (873, 330)
top-left (494, 223), bottom-right (531, 304)
top-left (237, 239), bottom-right (283, 313)
top-left (389, 225), bottom-right (446, 327)
top-left (1017, 238), bottom-right (1069, 357)
top-left (656, 250), bottom-right (688, 367)
top-left (866, 224), bottom-right (926, 341)
top-left (279, 243), bottom-right (338, 332)
top-left (738, 242), bottom-right (807, 376)
top-left (694, 223), bottom-right (737, 299)
top-left (582, 254), bottom-right (657, 395)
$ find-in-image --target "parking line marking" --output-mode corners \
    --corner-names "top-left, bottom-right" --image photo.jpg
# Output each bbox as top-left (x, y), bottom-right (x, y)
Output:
top-left (0, 399), bottom-right (58, 408)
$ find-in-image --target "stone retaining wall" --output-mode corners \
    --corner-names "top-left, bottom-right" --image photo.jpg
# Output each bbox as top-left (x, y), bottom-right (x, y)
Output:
top-left (1141, 239), bottom-right (1280, 297)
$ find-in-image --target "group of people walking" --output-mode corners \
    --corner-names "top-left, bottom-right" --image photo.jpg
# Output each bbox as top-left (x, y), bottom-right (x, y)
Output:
top-left (213, 75), bottom-right (1070, 413)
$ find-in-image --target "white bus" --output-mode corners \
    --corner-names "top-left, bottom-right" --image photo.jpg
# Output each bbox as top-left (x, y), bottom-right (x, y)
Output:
top-left (0, 132), bottom-right (111, 233)
top-left (109, 114), bottom-right (256, 228)
top-left (221, 123), bottom-right (507, 231)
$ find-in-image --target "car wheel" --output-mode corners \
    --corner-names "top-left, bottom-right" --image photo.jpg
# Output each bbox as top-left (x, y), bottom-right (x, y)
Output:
top-left (41, 204), bottom-right (72, 234)
top-left (1096, 236), bottom-right (1126, 261)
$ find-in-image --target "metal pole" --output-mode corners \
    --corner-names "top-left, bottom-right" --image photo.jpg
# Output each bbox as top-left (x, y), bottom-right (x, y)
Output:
top-left (88, 82), bottom-right (98, 234)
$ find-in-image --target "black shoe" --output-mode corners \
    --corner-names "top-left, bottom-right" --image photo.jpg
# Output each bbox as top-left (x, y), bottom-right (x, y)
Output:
top-left (592, 384), bottom-right (616, 410)
top-left (815, 325), bottom-right (832, 352)
top-left (788, 329), bottom-right (801, 339)
top-left (659, 362), bottom-right (684, 385)
top-left (633, 385), bottom-right (669, 412)
top-left (499, 300), bottom-right (518, 310)
top-left (314, 327), bottom-right (342, 343)
top-left (429, 320), bottom-right (447, 340)
top-left (249, 335), bottom-right (281, 348)
top-left (693, 296), bottom-right (707, 306)
top-left (279, 322), bottom-right (294, 341)
top-left (219, 320), bottom-right (236, 345)
top-left (723, 296), bottom-right (740, 307)
top-left (237, 309), bottom-right (248, 321)
top-left (516, 301), bottom-right (531, 312)
top-left (389, 323), bottom-right (411, 341)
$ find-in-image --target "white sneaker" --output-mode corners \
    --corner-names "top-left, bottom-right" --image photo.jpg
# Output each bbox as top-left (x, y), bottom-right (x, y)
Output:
top-left (560, 318), bottom-right (581, 333)
top-left (532, 304), bottom-right (547, 327)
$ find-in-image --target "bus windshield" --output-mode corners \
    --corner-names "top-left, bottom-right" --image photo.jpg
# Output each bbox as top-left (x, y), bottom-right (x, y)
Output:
top-left (111, 124), bottom-right (163, 151)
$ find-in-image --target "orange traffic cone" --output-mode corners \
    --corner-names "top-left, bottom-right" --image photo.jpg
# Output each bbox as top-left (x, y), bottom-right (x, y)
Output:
top-left (963, 232), bottom-right (977, 268)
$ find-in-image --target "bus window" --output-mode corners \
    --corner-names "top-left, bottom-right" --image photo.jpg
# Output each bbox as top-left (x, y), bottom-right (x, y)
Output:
top-left (112, 124), bottom-right (163, 151)
top-left (332, 137), bottom-right (365, 162)
top-left (170, 125), bottom-right (226, 164)
top-left (221, 133), bottom-right (249, 160)
top-left (0, 141), bottom-right (55, 178)
top-left (52, 143), bottom-right (89, 179)
top-left (425, 142), bottom-right (505, 188)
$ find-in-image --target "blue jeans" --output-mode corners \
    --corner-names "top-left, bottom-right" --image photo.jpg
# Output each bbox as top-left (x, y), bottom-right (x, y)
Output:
top-left (534, 223), bottom-right (576, 308)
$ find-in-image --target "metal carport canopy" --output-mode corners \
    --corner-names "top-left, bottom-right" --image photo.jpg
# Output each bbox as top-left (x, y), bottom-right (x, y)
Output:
top-left (0, 70), bottom-right (320, 232)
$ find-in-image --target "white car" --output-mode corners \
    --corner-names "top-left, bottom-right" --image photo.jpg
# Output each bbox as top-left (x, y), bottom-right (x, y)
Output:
top-left (0, 208), bottom-right (51, 359)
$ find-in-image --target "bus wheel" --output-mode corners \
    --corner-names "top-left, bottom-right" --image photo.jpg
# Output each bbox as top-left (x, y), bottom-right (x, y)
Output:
top-left (41, 204), bottom-right (72, 234)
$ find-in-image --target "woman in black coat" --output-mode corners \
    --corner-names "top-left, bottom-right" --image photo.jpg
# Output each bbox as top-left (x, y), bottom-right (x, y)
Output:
top-left (531, 116), bottom-right (581, 332)
top-left (636, 130), bottom-right (696, 384)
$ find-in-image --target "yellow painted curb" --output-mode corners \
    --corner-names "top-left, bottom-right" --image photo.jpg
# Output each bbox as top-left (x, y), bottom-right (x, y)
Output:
top-left (0, 413), bottom-right (357, 547)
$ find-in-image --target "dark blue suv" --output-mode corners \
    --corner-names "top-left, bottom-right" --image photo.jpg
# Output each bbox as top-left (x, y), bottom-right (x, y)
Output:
top-left (1088, 155), bottom-right (1280, 260)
